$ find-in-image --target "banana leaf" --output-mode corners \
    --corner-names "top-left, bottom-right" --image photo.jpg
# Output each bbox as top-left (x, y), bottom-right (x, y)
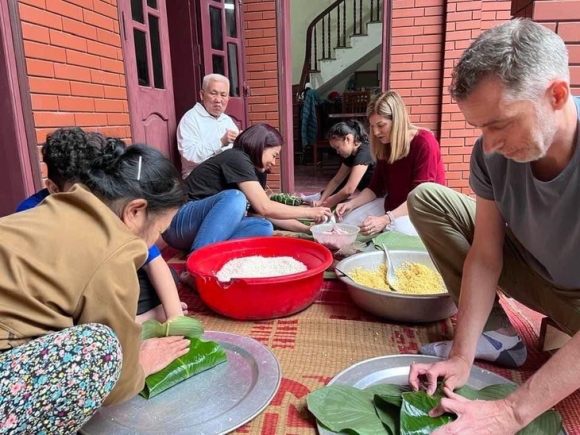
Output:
top-left (307, 382), bottom-right (563, 435)
top-left (307, 385), bottom-right (388, 435)
top-left (399, 391), bottom-right (452, 435)
top-left (141, 316), bottom-right (204, 340)
top-left (269, 193), bottom-right (304, 206)
top-left (139, 316), bottom-right (227, 399)
top-left (140, 338), bottom-right (227, 399)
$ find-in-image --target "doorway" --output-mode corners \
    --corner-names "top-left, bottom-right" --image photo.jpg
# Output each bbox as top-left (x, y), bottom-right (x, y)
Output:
top-left (280, 0), bottom-right (389, 195)
top-left (0, 0), bottom-right (40, 217)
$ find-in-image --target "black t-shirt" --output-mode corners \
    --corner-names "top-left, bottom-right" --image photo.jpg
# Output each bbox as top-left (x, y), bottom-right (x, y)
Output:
top-left (184, 148), bottom-right (259, 200)
top-left (341, 140), bottom-right (375, 191)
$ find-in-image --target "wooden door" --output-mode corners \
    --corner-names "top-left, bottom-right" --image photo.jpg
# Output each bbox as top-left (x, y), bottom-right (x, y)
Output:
top-left (119, 0), bottom-right (176, 160)
top-left (199, 0), bottom-right (247, 128)
top-left (0, 0), bottom-right (40, 216)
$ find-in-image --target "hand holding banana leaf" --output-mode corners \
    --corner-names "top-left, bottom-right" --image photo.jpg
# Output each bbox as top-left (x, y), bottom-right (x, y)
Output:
top-left (139, 316), bottom-right (227, 399)
top-left (140, 335), bottom-right (191, 377)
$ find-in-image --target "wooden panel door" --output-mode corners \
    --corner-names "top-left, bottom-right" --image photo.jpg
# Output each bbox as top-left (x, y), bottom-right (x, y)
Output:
top-left (0, 0), bottom-right (40, 216)
top-left (119, 0), bottom-right (176, 160)
top-left (199, 0), bottom-right (247, 129)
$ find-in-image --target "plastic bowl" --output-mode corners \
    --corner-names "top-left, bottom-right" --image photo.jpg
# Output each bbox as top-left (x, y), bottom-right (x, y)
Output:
top-left (186, 237), bottom-right (333, 320)
top-left (336, 250), bottom-right (457, 323)
top-left (310, 223), bottom-right (360, 251)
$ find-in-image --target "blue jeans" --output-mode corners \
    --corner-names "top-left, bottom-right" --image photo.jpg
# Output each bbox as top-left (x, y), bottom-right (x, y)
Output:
top-left (162, 190), bottom-right (273, 253)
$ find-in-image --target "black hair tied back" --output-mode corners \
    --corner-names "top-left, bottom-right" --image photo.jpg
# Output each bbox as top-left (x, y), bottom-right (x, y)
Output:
top-left (90, 137), bottom-right (127, 173)
top-left (82, 143), bottom-right (186, 216)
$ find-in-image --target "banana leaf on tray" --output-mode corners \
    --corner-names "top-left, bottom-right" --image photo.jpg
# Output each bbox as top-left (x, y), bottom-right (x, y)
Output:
top-left (307, 383), bottom-right (563, 435)
top-left (140, 316), bottom-right (227, 399)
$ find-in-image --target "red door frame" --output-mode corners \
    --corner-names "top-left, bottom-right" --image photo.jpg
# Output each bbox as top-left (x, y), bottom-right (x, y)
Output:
top-left (276, 0), bottom-right (294, 193)
top-left (0, 0), bottom-right (41, 216)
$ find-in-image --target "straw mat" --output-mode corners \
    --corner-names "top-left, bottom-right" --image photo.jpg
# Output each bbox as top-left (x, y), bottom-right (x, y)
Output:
top-left (164, 248), bottom-right (580, 435)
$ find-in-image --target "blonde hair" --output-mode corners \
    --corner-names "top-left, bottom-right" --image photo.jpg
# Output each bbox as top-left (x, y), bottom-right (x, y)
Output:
top-left (366, 91), bottom-right (420, 164)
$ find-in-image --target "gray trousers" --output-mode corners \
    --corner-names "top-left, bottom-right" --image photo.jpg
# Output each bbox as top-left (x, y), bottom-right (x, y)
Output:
top-left (408, 183), bottom-right (580, 336)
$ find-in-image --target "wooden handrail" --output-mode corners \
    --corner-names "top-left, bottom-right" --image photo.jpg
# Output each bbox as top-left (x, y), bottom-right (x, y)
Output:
top-left (298, 0), bottom-right (381, 92)
top-left (299, 0), bottom-right (346, 91)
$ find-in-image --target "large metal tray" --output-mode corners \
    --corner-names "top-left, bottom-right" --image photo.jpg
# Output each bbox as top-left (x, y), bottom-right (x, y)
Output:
top-left (81, 331), bottom-right (281, 435)
top-left (317, 354), bottom-right (566, 435)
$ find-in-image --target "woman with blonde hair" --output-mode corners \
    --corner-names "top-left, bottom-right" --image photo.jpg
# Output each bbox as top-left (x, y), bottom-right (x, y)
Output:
top-left (335, 91), bottom-right (445, 236)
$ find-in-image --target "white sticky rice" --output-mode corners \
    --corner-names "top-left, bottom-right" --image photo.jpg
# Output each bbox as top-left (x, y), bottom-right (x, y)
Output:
top-left (216, 255), bottom-right (307, 282)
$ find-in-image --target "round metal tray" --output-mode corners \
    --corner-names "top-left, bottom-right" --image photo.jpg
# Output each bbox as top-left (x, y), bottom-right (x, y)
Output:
top-left (81, 331), bottom-right (281, 435)
top-left (317, 354), bottom-right (566, 435)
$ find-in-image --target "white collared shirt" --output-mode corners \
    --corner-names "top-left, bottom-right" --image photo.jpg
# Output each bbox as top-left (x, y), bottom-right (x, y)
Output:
top-left (176, 102), bottom-right (239, 178)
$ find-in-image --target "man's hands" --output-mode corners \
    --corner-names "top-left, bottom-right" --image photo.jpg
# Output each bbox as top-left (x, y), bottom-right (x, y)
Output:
top-left (139, 336), bottom-right (190, 377)
top-left (221, 129), bottom-right (239, 146)
top-left (409, 354), bottom-right (472, 395)
top-left (430, 388), bottom-right (523, 435)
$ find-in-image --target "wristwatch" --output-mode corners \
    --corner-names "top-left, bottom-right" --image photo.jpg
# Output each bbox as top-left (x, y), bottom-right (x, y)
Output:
top-left (386, 211), bottom-right (395, 226)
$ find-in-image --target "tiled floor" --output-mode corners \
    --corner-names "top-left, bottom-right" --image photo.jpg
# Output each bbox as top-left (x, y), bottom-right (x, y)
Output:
top-left (293, 160), bottom-right (338, 194)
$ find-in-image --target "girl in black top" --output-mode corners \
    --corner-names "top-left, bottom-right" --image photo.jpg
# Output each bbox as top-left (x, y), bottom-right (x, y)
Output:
top-left (310, 120), bottom-right (375, 208)
top-left (163, 124), bottom-right (331, 253)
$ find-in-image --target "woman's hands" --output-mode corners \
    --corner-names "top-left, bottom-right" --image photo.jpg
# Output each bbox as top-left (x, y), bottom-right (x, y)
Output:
top-left (359, 215), bottom-right (390, 235)
top-left (307, 206), bottom-right (333, 223)
top-left (335, 202), bottom-right (354, 221)
top-left (139, 336), bottom-right (190, 377)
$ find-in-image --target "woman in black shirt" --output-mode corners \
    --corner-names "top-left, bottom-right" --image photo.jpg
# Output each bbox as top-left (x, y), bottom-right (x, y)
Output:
top-left (163, 124), bottom-right (331, 253)
top-left (309, 120), bottom-right (374, 208)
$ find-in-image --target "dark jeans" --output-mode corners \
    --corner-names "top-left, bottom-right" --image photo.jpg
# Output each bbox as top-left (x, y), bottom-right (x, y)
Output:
top-left (137, 266), bottom-right (179, 315)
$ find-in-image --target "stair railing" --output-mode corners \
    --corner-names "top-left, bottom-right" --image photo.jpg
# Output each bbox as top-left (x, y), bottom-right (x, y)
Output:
top-left (299, 0), bottom-right (382, 91)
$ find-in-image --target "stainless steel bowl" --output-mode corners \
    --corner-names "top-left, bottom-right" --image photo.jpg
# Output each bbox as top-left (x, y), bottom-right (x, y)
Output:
top-left (336, 250), bottom-right (457, 323)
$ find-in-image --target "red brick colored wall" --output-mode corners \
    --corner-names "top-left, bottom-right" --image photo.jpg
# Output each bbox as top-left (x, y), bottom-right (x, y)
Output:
top-left (438, 0), bottom-right (512, 194)
top-left (389, 0), bottom-right (511, 195)
top-left (390, 0), bottom-right (446, 135)
top-left (18, 0), bottom-right (130, 178)
top-left (514, 0), bottom-right (580, 95)
top-left (243, 0), bottom-right (281, 191)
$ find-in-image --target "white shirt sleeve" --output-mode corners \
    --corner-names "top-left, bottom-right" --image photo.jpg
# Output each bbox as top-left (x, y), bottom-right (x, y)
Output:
top-left (177, 114), bottom-right (223, 165)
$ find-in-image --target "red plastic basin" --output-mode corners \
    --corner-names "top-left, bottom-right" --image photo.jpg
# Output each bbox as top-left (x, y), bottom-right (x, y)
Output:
top-left (186, 237), bottom-right (333, 320)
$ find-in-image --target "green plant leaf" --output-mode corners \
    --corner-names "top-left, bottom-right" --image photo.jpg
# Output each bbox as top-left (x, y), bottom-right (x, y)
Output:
top-left (141, 316), bottom-right (204, 340)
top-left (373, 395), bottom-right (401, 435)
top-left (307, 385), bottom-right (389, 435)
top-left (400, 391), bottom-right (453, 435)
top-left (140, 338), bottom-right (227, 399)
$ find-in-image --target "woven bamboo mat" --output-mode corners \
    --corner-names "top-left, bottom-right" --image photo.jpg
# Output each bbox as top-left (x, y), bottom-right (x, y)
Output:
top-left (164, 249), bottom-right (580, 435)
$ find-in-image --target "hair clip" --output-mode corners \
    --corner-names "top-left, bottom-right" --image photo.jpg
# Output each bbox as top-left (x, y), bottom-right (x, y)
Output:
top-left (136, 156), bottom-right (142, 181)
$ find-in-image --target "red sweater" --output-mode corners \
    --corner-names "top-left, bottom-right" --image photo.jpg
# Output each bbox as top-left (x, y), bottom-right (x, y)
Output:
top-left (368, 129), bottom-right (445, 212)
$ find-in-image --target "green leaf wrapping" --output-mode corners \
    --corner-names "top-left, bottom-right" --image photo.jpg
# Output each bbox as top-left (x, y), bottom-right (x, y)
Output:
top-left (139, 316), bottom-right (226, 400)
top-left (140, 338), bottom-right (227, 399)
top-left (307, 382), bottom-right (563, 435)
top-left (399, 391), bottom-right (452, 435)
top-left (269, 193), bottom-right (303, 206)
top-left (141, 316), bottom-right (204, 340)
top-left (306, 385), bottom-right (388, 435)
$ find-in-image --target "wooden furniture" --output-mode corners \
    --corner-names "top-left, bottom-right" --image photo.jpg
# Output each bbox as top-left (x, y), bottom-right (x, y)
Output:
top-left (342, 91), bottom-right (371, 114)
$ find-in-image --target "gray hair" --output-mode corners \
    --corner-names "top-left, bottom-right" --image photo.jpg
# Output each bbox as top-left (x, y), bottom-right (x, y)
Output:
top-left (202, 73), bottom-right (230, 91)
top-left (450, 19), bottom-right (569, 102)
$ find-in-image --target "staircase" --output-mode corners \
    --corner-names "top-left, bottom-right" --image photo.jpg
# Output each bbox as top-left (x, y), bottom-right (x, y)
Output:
top-left (299, 0), bottom-right (383, 95)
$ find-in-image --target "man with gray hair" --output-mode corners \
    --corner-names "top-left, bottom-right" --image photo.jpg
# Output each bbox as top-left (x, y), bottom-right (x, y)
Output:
top-left (177, 73), bottom-right (239, 177)
top-left (407, 19), bottom-right (580, 433)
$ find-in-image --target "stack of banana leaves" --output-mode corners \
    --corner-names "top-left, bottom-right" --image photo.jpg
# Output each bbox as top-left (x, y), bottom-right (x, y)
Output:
top-left (269, 193), bottom-right (304, 206)
top-left (140, 316), bottom-right (227, 399)
top-left (307, 383), bottom-right (562, 435)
